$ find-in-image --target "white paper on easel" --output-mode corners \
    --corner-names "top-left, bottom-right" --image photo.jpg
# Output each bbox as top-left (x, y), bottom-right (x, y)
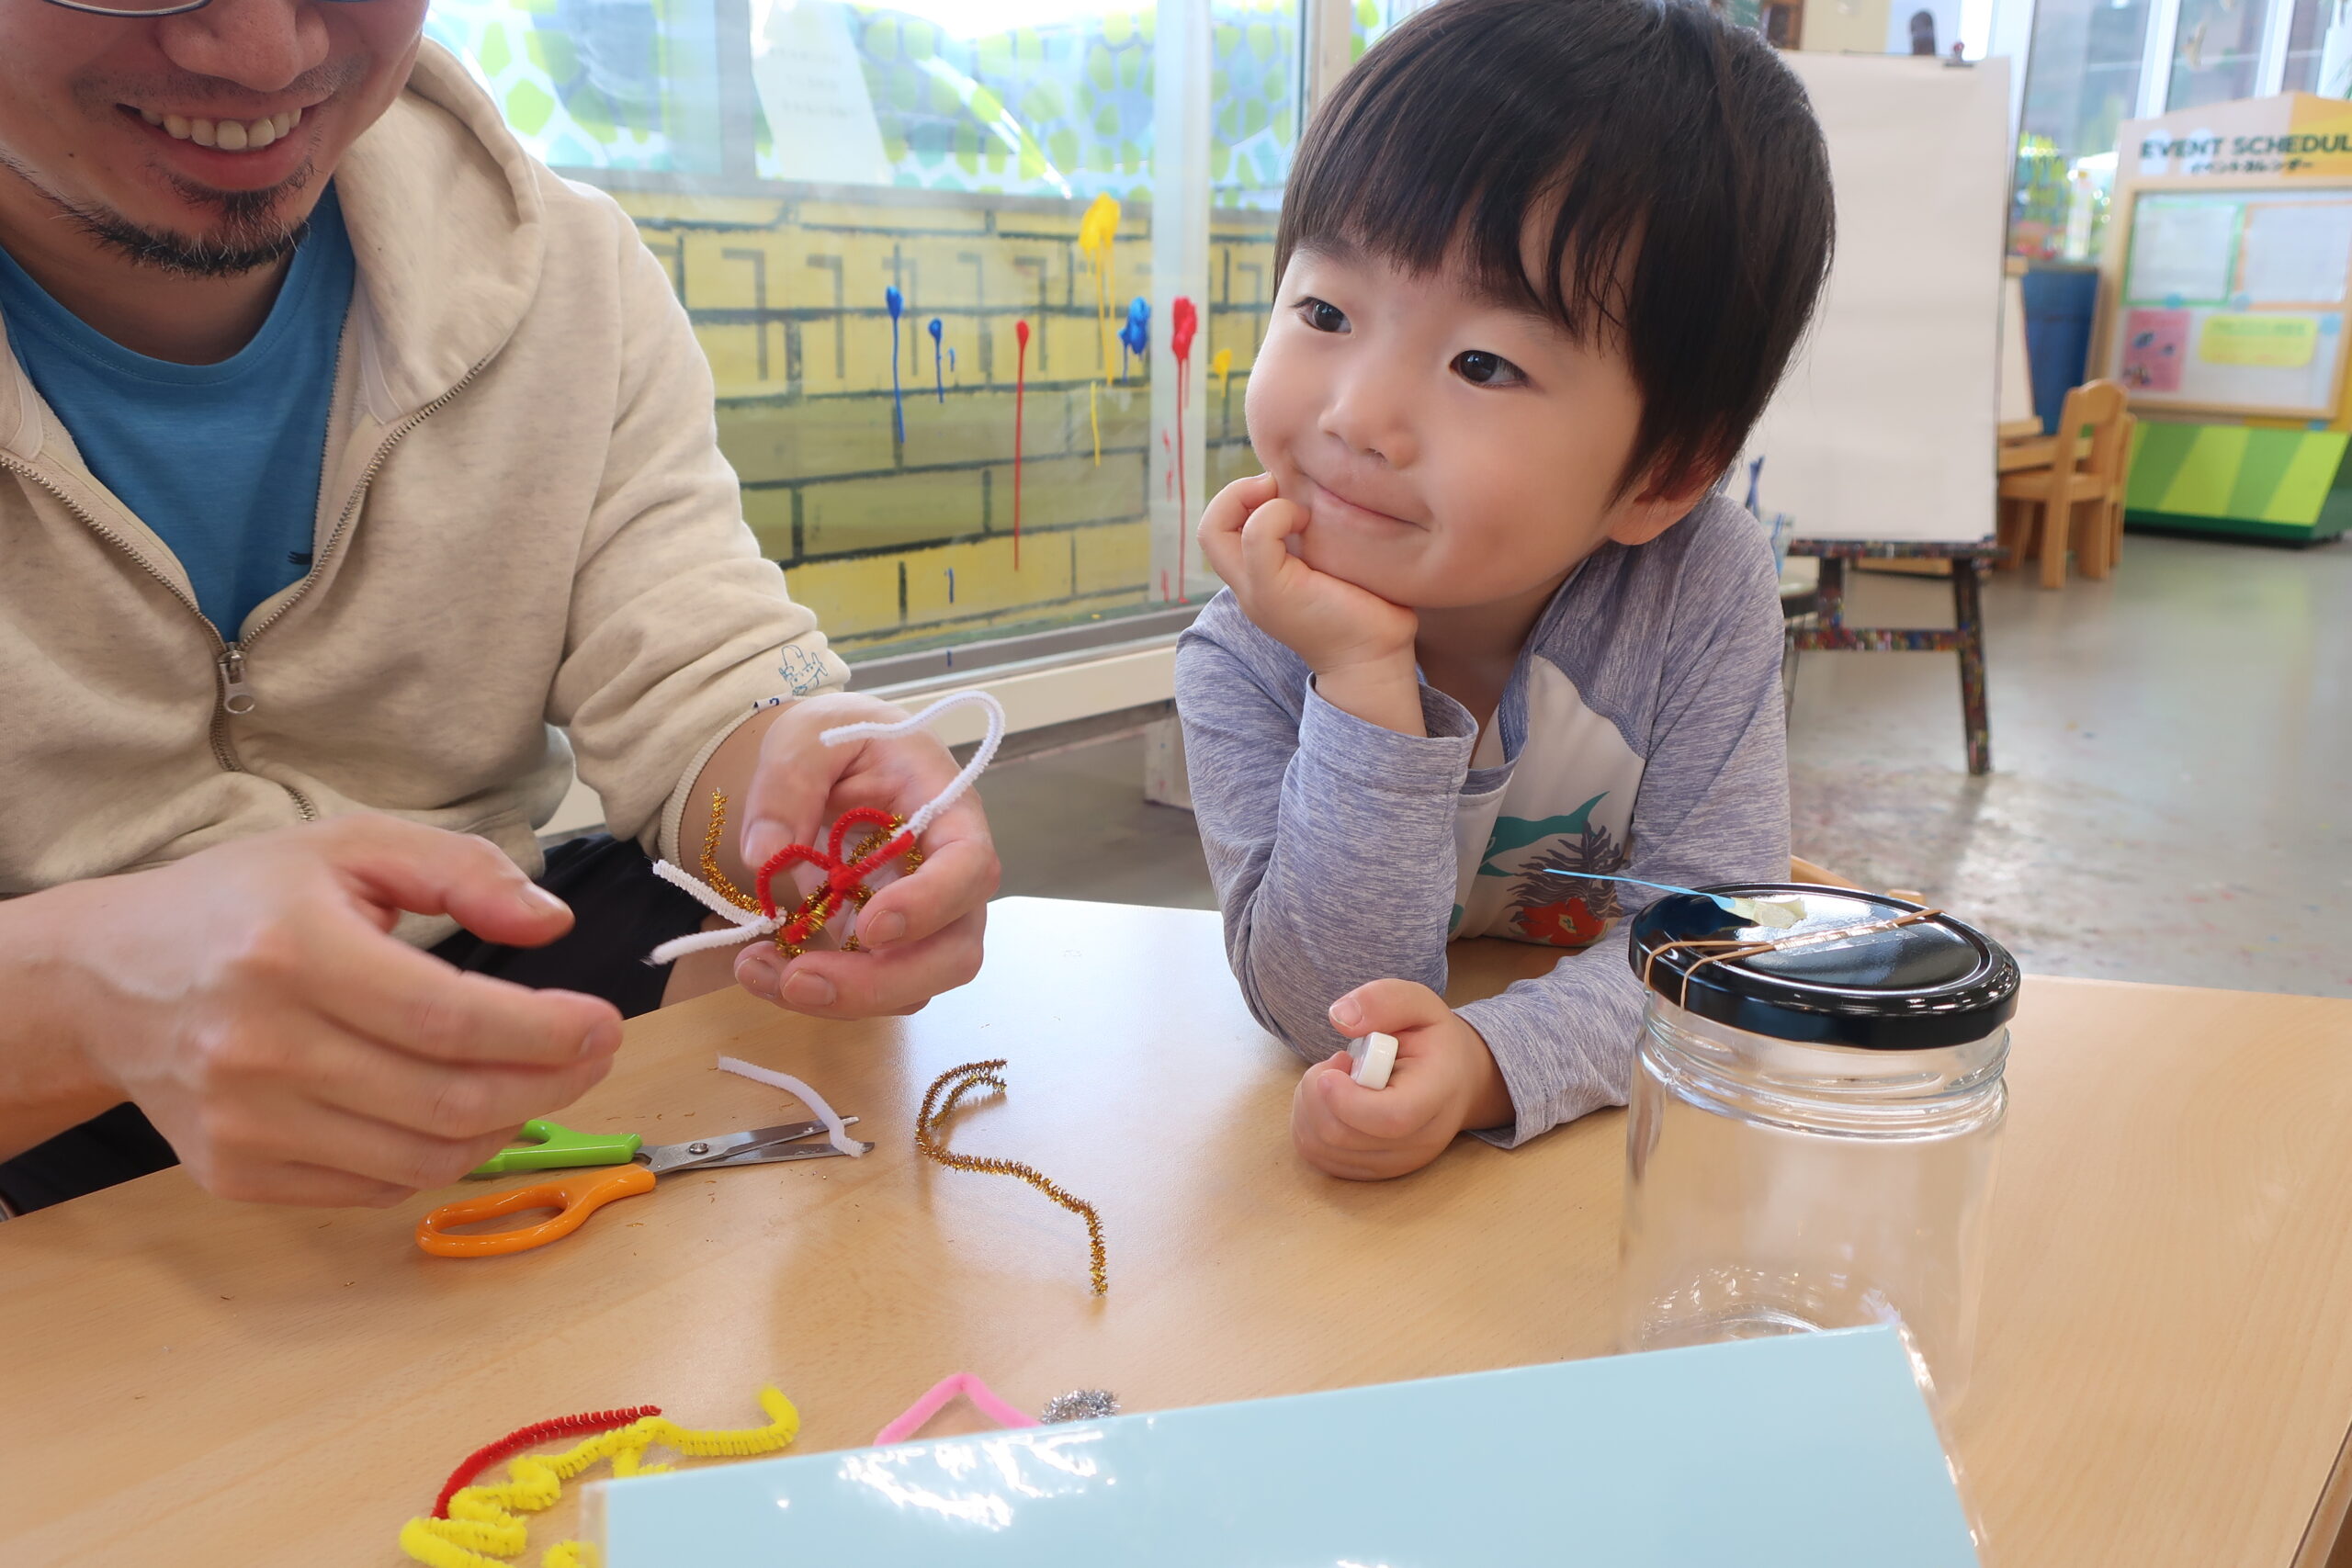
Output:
top-left (1739, 56), bottom-right (2010, 543)
top-left (751, 0), bottom-right (891, 186)
top-left (1998, 275), bottom-right (2034, 428)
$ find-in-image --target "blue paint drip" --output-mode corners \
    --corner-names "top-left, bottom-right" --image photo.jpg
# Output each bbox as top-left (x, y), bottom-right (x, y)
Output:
top-left (927, 317), bottom-right (944, 402)
top-left (886, 285), bottom-right (906, 445)
top-left (946, 567), bottom-right (956, 604)
top-left (948, 346), bottom-right (957, 375)
top-left (1118, 296), bottom-right (1150, 382)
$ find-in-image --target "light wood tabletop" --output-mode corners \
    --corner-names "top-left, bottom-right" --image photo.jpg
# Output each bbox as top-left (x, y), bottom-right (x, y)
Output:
top-left (1999, 434), bottom-right (2062, 473)
top-left (6, 897), bottom-right (2352, 1567)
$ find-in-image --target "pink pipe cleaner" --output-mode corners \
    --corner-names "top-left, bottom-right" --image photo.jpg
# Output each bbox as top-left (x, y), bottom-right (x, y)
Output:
top-left (871, 1373), bottom-right (1041, 1447)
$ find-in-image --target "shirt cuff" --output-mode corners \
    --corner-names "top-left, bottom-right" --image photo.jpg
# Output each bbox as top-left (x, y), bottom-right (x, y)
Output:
top-left (1296, 676), bottom-right (1477, 795)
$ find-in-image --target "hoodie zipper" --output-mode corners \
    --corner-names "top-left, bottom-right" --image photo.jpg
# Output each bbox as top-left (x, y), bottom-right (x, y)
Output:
top-left (1, 355), bottom-right (489, 820)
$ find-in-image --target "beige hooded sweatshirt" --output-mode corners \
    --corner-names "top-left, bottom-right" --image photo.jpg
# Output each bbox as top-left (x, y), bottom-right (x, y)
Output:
top-left (0, 44), bottom-right (846, 941)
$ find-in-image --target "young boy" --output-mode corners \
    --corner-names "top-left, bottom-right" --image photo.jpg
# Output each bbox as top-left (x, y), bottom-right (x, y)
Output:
top-left (1175, 0), bottom-right (1834, 1179)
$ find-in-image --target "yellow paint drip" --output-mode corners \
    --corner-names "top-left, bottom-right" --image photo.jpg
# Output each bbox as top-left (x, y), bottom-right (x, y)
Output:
top-left (1079, 194), bottom-right (1122, 378)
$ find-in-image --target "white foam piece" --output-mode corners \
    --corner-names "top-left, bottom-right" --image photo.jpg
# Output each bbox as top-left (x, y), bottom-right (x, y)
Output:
top-left (1350, 1032), bottom-right (1398, 1090)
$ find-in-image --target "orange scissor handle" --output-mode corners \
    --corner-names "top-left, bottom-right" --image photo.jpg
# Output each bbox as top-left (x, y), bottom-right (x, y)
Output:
top-left (415, 1164), bottom-right (657, 1258)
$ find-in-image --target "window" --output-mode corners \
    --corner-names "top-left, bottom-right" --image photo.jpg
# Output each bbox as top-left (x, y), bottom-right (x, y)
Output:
top-left (429, 2), bottom-right (1307, 660)
top-left (2281, 0), bottom-right (2336, 91)
top-left (1349, 0), bottom-right (1438, 60)
top-left (2166, 0), bottom-right (2265, 108)
top-left (2011, 0), bottom-right (2154, 256)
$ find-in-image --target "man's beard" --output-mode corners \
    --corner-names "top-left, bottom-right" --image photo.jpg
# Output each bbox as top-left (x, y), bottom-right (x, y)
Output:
top-left (56, 169), bottom-right (316, 278)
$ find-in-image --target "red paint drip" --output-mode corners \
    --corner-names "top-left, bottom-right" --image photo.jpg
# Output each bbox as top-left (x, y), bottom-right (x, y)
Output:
top-left (433, 1406), bottom-right (660, 1518)
top-left (1170, 297), bottom-right (1199, 600)
top-left (1012, 320), bottom-right (1031, 570)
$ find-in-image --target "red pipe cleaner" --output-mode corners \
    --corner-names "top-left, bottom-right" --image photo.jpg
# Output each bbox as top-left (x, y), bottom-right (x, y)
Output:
top-left (752, 806), bottom-right (913, 949)
top-left (432, 1405), bottom-right (660, 1518)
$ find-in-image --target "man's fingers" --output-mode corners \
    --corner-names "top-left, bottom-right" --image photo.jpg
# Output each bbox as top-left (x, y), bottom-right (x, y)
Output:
top-left (748, 908), bottom-right (987, 1020)
top-left (209, 1095), bottom-right (518, 1196)
top-left (739, 697), bottom-right (941, 870)
top-left (304, 914), bottom-right (623, 1069)
top-left (302, 1022), bottom-right (616, 1141)
top-left (323, 817), bottom-right (576, 948)
top-left (850, 833), bottom-right (998, 952)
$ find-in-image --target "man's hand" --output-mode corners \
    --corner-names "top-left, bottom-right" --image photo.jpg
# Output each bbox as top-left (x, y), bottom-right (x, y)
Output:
top-left (5, 818), bottom-right (623, 1206)
top-left (1290, 979), bottom-right (1515, 1180)
top-left (727, 693), bottom-right (998, 1019)
top-left (1196, 473), bottom-right (1423, 735)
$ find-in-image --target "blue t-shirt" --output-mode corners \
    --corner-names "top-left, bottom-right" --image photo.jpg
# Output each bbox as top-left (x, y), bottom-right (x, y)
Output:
top-left (0, 186), bottom-right (356, 635)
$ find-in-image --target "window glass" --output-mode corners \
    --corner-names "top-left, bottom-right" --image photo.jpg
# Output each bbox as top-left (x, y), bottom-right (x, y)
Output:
top-left (1350, 0), bottom-right (1438, 60)
top-left (2282, 0), bottom-right (2334, 92)
top-left (2011, 0), bottom-right (2154, 258)
top-left (427, 2), bottom-right (1302, 658)
top-left (2166, 0), bottom-right (2265, 110)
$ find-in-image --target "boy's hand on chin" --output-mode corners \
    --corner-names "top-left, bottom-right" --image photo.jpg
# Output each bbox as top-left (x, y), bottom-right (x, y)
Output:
top-left (1198, 475), bottom-right (1423, 732)
top-left (1290, 979), bottom-right (1514, 1180)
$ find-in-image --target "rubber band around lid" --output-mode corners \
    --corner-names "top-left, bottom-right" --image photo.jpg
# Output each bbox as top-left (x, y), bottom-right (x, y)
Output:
top-left (1641, 908), bottom-right (1946, 1011)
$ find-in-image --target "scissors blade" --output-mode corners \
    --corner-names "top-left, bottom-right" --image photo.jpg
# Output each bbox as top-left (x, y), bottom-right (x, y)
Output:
top-left (638, 1118), bottom-right (862, 1175)
top-left (695, 1134), bottom-right (875, 1168)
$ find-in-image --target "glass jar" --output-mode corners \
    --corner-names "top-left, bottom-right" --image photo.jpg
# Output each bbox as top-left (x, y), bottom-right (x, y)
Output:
top-left (1617, 886), bottom-right (2019, 1410)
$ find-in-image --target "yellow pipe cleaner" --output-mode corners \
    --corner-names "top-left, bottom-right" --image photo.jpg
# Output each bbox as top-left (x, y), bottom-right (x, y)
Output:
top-left (398, 1387), bottom-right (800, 1568)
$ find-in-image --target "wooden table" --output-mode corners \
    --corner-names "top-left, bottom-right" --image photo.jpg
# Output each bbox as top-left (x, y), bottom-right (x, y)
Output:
top-left (6, 897), bottom-right (2352, 1567)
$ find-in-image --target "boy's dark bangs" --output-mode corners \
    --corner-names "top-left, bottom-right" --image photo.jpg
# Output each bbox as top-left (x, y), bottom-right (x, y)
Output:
top-left (1272, 0), bottom-right (1835, 498)
top-left (1278, 73), bottom-right (1640, 348)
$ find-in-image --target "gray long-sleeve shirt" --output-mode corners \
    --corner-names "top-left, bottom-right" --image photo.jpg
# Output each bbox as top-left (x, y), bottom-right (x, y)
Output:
top-left (1173, 494), bottom-right (1792, 1147)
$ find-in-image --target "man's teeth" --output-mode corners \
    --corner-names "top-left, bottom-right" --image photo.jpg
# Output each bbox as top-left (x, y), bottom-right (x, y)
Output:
top-left (140, 107), bottom-right (302, 151)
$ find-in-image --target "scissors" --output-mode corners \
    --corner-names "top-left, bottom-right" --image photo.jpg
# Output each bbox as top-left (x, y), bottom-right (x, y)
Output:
top-left (415, 1116), bottom-right (871, 1258)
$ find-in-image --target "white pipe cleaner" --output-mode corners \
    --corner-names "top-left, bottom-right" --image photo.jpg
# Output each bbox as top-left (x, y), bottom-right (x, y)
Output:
top-left (647, 690), bottom-right (1007, 967)
top-left (717, 1056), bottom-right (865, 1156)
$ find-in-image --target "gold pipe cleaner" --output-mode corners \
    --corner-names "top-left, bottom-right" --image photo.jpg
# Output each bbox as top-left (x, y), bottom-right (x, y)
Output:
top-left (915, 1059), bottom-right (1108, 1297)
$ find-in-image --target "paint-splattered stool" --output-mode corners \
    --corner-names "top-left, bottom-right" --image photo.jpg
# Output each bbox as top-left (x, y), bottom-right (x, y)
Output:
top-left (1782, 538), bottom-right (2007, 776)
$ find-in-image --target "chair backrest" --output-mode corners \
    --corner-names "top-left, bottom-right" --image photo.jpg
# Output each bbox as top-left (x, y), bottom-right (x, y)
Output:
top-left (2102, 413), bottom-right (2138, 493)
top-left (2054, 379), bottom-right (2130, 479)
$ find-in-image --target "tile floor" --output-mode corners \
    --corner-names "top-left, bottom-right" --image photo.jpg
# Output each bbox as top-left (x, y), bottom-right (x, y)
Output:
top-left (981, 532), bottom-right (2352, 1000)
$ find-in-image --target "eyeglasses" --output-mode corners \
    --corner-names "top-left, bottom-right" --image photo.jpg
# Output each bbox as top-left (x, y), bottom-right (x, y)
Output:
top-left (42, 0), bottom-right (368, 15)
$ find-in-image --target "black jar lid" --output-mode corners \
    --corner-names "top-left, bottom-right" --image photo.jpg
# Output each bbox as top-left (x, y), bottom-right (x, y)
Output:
top-left (1626, 885), bottom-right (2019, 1049)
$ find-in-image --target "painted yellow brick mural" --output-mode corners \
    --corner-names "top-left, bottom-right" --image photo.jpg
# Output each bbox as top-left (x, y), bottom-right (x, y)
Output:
top-left (615, 188), bottom-right (1278, 653)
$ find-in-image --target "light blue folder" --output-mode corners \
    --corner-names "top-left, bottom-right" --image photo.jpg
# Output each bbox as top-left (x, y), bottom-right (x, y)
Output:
top-left (597, 1325), bottom-right (1980, 1565)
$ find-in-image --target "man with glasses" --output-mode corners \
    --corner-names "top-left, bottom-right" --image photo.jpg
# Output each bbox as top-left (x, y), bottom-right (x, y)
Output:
top-left (0, 0), bottom-right (999, 1212)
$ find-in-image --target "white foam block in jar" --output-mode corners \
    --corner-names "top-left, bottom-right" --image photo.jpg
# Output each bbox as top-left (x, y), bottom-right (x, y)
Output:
top-left (1350, 1032), bottom-right (1398, 1090)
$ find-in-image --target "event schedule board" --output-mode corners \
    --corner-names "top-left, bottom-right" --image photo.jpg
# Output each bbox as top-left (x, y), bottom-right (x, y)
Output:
top-left (2110, 184), bottom-right (2352, 419)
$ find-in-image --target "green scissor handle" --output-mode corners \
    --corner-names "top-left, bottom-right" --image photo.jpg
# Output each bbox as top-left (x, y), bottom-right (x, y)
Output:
top-left (466, 1119), bottom-right (643, 1178)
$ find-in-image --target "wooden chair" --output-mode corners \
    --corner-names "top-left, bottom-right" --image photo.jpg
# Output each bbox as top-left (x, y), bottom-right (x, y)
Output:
top-left (1996, 380), bottom-right (2132, 589)
top-left (1790, 855), bottom-right (1861, 889)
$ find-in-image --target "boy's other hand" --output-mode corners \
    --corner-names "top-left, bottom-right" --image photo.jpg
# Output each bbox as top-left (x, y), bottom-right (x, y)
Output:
top-left (1198, 475), bottom-right (1423, 733)
top-left (1290, 979), bottom-right (1514, 1180)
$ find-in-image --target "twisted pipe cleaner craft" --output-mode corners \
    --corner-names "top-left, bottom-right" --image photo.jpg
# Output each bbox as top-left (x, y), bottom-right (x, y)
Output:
top-left (399, 1387), bottom-right (800, 1568)
top-left (433, 1407), bottom-right (660, 1518)
top-left (647, 691), bottom-right (1006, 966)
top-left (916, 1059), bottom-right (1108, 1296)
